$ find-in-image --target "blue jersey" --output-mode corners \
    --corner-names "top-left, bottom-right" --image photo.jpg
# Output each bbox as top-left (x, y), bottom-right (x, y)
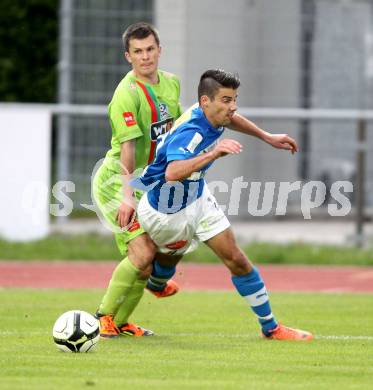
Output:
top-left (131, 104), bottom-right (224, 213)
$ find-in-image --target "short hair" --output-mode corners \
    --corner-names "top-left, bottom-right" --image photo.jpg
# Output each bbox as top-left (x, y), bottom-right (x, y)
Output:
top-left (122, 22), bottom-right (160, 52)
top-left (198, 69), bottom-right (240, 102)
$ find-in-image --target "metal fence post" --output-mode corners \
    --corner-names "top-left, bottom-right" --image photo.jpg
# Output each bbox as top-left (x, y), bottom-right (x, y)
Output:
top-left (355, 118), bottom-right (366, 247)
top-left (56, 0), bottom-right (73, 224)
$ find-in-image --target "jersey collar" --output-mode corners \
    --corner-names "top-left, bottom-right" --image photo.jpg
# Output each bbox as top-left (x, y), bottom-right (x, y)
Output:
top-left (196, 106), bottom-right (224, 133)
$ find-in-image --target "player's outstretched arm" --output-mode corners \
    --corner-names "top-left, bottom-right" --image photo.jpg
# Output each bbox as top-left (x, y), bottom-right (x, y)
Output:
top-left (228, 113), bottom-right (298, 154)
top-left (165, 139), bottom-right (242, 182)
top-left (264, 133), bottom-right (298, 154)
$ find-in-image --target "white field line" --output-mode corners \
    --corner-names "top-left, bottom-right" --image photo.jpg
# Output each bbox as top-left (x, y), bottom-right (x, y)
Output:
top-left (315, 335), bottom-right (373, 341)
top-left (161, 333), bottom-right (373, 341)
top-left (1, 331), bottom-right (372, 341)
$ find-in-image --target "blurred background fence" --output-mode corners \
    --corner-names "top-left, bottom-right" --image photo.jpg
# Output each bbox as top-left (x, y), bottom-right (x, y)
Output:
top-left (52, 0), bottom-right (373, 216)
top-left (50, 106), bottom-right (372, 221)
top-left (1, 0), bottom-right (373, 243)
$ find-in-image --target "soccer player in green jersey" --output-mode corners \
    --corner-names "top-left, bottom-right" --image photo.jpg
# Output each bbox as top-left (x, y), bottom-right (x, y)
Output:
top-left (94, 22), bottom-right (299, 338)
top-left (93, 22), bottom-right (182, 337)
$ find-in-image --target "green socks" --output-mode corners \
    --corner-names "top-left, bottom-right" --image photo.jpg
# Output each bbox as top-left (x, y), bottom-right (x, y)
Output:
top-left (98, 257), bottom-right (140, 315)
top-left (114, 279), bottom-right (147, 326)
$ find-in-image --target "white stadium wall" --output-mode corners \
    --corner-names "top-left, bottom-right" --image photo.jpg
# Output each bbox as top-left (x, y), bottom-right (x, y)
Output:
top-left (0, 106), bottom-right (51, 241)
top-left (155, 0), bottom-right (301, 215)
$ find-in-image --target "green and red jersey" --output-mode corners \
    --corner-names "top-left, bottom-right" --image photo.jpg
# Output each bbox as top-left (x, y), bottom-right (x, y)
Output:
top-left (103, 69), bottom-right (182, 173)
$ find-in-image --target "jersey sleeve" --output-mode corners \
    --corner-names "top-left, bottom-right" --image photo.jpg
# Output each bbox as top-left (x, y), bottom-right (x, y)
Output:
top-left (166, 130), bottom-right (203, 162)
top-left (175, 78), bottom-right (183, 118)
top-left (108, 85), bottom-right (143, 143)
top-left (175, 101), bottom-right (183, 119)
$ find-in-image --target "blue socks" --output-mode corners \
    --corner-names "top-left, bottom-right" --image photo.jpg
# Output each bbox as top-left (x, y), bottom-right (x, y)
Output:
top-left (232, 267), bottom-right (277, 336)
top-left (146, 260), bottom-right (176, 292)
top-left (148, 262), bottom-right (277, 335)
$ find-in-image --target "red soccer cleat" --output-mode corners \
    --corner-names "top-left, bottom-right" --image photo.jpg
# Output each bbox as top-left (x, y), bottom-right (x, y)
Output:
top-left (98, 315), bottom-right (120, 339)
top-left (118, 322), bottom-right (154, 337)
top-left (146, 279), bottom-right (179, 298)
top-left (263, 323), bottom-right (313, 341)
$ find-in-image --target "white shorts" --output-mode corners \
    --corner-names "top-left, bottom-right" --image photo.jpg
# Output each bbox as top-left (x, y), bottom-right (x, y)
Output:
top-left (137, 185), bottom-right (230, 255)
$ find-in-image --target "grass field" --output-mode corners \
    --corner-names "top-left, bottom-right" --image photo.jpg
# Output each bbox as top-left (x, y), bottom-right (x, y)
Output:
top-left (1, 233), bottom-right (373, 265)
top-left (1, 289), bottom-right (372, 389)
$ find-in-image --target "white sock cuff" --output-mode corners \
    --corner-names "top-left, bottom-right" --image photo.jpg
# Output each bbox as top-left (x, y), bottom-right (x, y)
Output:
top-left (243, 287), bottom-right (269, 307)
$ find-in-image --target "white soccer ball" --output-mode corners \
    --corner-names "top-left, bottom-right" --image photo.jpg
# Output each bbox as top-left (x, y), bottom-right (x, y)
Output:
top-left (52, 310), bottom-right (100, 353)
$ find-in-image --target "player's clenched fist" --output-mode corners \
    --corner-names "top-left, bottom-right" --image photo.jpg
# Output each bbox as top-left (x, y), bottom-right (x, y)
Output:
top-left (211, 139), bottom-right (243, 159)
top-left (116, 201), bottom-right (135, 229)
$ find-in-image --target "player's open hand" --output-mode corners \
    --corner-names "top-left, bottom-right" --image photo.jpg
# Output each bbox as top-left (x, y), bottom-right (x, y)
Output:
top-left (212, 139), bottom-right (243, 159)
top-left (266, 134), bottom-right (298, 154)
top-left (116, 201), bottom-right (135, 229)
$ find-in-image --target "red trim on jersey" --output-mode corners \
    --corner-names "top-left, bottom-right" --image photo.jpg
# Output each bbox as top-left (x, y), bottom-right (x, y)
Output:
top-left (135, 81), bottom-right (158, 123)
top-left (136, 81), bottom-right (159, 163)
top-left (147, 141), bottom-right (157, 164)
top-left (127, 219), bottom-right (141, 233)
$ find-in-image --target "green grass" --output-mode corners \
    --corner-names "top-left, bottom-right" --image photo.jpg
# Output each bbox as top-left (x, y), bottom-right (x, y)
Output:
top-left (0, 234), bottom-right (121, 261)
top-left (2, 233), bottom-right (373, 265)
top-left (0, 289), bottom-right (372, 389)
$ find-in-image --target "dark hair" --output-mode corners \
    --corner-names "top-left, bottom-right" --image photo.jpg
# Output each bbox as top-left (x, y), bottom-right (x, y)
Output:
top-left (122, 22), bottom-right (160, 52)
top-left (198, 69), bottom-right (240, 102)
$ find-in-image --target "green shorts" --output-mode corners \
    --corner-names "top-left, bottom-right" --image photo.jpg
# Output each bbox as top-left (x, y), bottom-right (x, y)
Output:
top-left (92, 164), bottom-right (145, 256)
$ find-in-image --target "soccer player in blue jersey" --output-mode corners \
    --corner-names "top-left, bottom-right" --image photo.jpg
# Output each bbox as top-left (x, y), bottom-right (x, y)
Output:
top-left (94, 23), bottom-right (303, 339)
top-left (132, 69), bottom-right (313, 340)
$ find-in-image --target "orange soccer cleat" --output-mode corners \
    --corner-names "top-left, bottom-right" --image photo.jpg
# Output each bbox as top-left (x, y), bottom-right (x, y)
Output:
top-left (98, 314), bottom-right (120, 338)
top-left (118, 322), bottom-right (154, 337)
top-left (263, 323), bottom-right (313, 341)
top-left (146, 279), bottom-right (180, 298)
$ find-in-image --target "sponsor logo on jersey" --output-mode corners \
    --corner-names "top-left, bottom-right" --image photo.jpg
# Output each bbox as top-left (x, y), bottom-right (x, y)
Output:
top-left (150, 117), bottom-right (174, 140)
top-left (123, 112), bottom-right (137, 126)
top-left (129, 82), bottom-right (136, 90)
top-left (165, 240), bottom-right (188, 250)
top-left (159, 102), bottom-right (170, 120)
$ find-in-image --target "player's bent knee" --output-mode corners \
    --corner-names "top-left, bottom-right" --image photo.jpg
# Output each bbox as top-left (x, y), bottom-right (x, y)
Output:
top-left (134, 248), bottom-right (156, 269)
top-left (128, 235), bottom-right (157, 270)
top-left (139, 263), bottom-right (153, 280)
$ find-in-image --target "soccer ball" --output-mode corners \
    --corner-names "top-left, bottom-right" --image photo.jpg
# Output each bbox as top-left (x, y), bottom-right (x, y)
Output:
top-left (52, 310), bottom-right (100, 353)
